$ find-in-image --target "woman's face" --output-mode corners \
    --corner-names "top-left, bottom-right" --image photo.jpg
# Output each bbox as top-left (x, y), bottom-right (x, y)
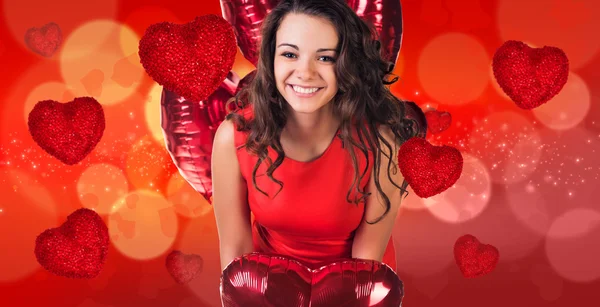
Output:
top-left (274, 13), bottom-right (339, 114)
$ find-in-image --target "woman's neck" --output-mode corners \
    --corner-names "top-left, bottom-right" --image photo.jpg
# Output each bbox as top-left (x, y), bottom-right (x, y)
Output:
top-left (282, 105), bottom-right (340, 144)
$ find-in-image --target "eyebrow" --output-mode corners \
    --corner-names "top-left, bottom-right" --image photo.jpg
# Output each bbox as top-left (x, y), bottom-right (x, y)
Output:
top-left (277, 43), bottom-right (338, 53)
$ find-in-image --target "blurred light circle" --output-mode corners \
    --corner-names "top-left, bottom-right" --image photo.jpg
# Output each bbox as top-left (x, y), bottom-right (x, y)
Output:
top-left (532, 72), bottom-right (591, 131)
top-left (427, 153), bottom-right (491, 223)
top-left (497, 0), bottom-right (600, 69)
top-left (108, 190), bottom-right (178, 260)
top-left (167, 172), bottom-right (212, 218)
top-left (77, 163), bottom-right (129, 214)
top-left (145, 83), bottom-right (165, 143)
top-left (2, 0), bottom-right (118, 55)
top-left (418, 32), bottom-right (489, 105)
top-left (0, 168), bottom-right (58, 282)
top-left (60, 20), bottom-right (144, 106)
top-left (545, 209), bottom-right (600, 283)
top-left (469, 111), bottom-right (542, 184)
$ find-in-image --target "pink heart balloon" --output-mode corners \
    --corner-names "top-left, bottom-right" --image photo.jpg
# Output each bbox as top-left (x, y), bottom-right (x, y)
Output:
top-left (160, 71), bottom-right (240, 202)
top-left (221, 252), bottom-right (404, 306)
top-left (220, 0), bottom-right (403, 66)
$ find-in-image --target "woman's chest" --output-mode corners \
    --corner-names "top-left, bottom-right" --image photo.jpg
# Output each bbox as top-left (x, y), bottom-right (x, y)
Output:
top-left (247, 159), bottom-right (368, 237)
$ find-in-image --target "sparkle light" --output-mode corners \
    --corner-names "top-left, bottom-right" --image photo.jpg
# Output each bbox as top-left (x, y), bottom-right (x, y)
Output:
top-left (532, 72), bottom-right (591, 131)
top-left (469, 111), bottom-right (542, 184)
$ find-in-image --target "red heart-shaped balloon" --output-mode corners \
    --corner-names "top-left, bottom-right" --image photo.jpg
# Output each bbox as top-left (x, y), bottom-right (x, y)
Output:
top-left (397, 138), bottom-right (463, 198)
top-left (24, 22), bottom-right (62, 57)
top-left (161, 71), bottom-right (239, 202)
top-left (424, 109), bottom-right (452, 134)
top-left (220, 0), bottom-right (404, 66)
top-left (166, 250), bottom-right (204, 284)
top-left (34, 208), bottom-right (109, 279)
top-left (454, 234), bottom-right (499, 278)
top-left (139, 14), bottom-right (237, 102)
top-left (492, 40), bottom-right (569, 110)
top-left (221, 253), bottom-right (404, 307)
top-left (27, 97), bottom-right (105, 165)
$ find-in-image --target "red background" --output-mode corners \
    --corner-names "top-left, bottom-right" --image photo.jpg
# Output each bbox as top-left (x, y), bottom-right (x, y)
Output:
top-left (1, 0), bottom-right (599, 306)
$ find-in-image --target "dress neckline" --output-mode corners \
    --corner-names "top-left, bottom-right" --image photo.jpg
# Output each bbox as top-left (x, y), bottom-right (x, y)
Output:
top-left (281, 126), bottom-right (341, 165)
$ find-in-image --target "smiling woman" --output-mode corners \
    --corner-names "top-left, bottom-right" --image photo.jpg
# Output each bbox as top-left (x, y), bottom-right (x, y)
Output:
top-left (212, 0), bottom-right (425, 277)
top-left (274, 13), bottom-right (339, 116)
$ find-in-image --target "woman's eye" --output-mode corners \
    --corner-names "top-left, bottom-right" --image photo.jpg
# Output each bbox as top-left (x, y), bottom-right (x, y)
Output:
top-left (319, 56), bottom-right (336, 62)
top-left (281, 52), bottom-right (296, 58)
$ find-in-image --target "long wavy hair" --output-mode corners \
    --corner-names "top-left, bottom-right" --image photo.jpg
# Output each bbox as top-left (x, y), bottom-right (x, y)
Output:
top-left (225, 0), bottom-right (425, 224)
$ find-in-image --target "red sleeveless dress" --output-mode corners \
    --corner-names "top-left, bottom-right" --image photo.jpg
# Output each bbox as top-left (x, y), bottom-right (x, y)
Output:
top-left (232, 106), bottom-right (396, 271)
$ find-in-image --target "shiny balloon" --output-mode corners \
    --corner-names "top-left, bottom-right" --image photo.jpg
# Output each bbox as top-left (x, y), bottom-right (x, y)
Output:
top-left (220, 0), bottom-right (279, 66)
top-left (221, 252), bottom-right (404, 307)
top-left (220, 0), bottom-right (403, 66)
top-left (160, 71), bottom-right (240, 202)
top-left (348, 0), bottom-right (404, 64)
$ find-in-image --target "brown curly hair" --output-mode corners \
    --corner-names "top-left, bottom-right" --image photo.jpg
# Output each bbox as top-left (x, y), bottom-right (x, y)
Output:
top-left (225, 0), bottom-right (426, 224)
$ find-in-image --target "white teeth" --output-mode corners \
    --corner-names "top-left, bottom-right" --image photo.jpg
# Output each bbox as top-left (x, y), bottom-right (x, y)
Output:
top-left (292, 85), bottom-right (319, 94)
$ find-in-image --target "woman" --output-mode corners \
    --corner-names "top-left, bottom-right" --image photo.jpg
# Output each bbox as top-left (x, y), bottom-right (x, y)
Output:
top-left (211, 0), bottom-right (423, 273)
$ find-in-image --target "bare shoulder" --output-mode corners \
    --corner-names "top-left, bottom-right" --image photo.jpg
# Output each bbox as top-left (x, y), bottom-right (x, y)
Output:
top-left (213, 117), bottom-right (237, 150)
top-left (376, 124), bottom-right (400, 154)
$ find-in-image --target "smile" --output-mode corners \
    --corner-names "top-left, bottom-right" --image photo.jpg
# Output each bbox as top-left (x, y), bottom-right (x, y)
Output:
top-left (287, 84), bottom-right (324, 98)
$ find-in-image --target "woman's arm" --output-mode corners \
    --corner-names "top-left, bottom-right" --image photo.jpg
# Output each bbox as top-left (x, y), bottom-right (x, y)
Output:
top-left (352, 125), bottom-right (403, 261)
top-left (212, 118), bottom-right (254, 272)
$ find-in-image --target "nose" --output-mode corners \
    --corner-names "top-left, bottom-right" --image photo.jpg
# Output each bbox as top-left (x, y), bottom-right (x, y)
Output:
top-left (295, 57), bottom-right (317, 80)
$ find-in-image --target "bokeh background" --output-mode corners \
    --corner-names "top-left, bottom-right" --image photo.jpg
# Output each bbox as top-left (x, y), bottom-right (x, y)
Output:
top-left (1, 0), bottom-right (599, 306)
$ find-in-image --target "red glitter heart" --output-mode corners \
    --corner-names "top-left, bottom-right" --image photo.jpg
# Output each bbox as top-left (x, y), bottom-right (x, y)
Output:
top-left (34, 208), bottom-right (109, 279)
top-left (27, 97), bottom-right (105, 165)
top-left (397, 138), bottom-right (463, 198)
top-left (139, 14), bottom-right (237, 102)
top-left (424, 109), bottom-right (452, 134)
top-left (454, 234), bottom-right (499, 278)
top-left (166, 250), bottom-right (204, 284)
top-left (492, 40), bottom-right (569, 110)
top-left (24, 22), bottom-right (62, 57)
